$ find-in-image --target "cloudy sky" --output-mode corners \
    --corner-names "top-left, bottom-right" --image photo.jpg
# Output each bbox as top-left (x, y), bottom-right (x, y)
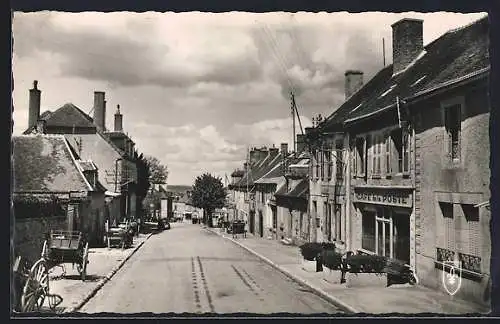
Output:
top-left (12, 11), bottom-right (486, 185)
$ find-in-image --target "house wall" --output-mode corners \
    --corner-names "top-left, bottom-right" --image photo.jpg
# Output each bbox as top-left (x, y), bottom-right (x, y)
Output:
top-left (413, 82), bottom-right (491, 306)
top-left (14, 216), bottom-right (67, 265)
top-left (79, 192), bottom-right (106, 247)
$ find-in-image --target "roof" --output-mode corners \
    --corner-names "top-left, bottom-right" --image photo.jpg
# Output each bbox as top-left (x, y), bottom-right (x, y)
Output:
top-left (24, 103), bottom-right (128, 157)
top-left (13, 135), bottom-right (93, 193)
top-left (316, 16), bottom-right (488, 131)
top-left (234, 150), bottom-right (282, 188)
top-left (78, 160), bottom-right (97, 171)
top-left (341, 16), bottom-right (489, 125)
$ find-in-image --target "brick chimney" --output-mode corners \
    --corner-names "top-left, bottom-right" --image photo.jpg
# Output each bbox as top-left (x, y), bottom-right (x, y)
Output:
top-left (296, 134), bottom-right (307, 153)
top-left (28, 80), bottom-right (41, 129)
top-left (93, 91), bottom-right (106, 131)
top-left (280, 143), bottom-right (288, 156)
top-left (391, 18), bottom-right (424, 75)
top-left (114, 104), bottom-right (123, 132)
top-left (344, 70), bottom-right (363, 100)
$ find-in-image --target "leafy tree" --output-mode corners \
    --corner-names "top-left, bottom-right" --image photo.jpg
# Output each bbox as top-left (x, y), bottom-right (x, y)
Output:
top-left (191, 173), bottom-right (226, 227)
top-left (134, 150), bottom-right (151, 219)
top-left (144, 156), bottom-right (169, 184)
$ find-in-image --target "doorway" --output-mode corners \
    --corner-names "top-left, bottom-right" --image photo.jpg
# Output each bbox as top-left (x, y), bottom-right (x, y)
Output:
top-left (249, 210), bottom-right (255, 234)
top-left (259, 210), bottom-right (264, 237)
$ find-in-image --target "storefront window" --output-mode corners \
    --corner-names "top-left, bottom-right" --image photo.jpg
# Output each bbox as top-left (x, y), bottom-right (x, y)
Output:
top-left (362, 210), bottom-right (376, 252)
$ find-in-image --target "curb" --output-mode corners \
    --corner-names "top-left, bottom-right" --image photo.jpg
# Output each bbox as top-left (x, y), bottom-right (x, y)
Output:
top-left (206, 228), bottom-right (359, 314)
top-left (63, 233), bottom-right (153, 313)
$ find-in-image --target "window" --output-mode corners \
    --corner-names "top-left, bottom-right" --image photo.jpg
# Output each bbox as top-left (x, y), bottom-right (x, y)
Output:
top-left (324, 202), bottom-right (330, 239)
top-left (320, 148), bottom-right (326, 181)
top-left (445, 104), bottom-right (461, 162)
top-left (326, 148), bottom-right (333, 181)
top-left (362, 210), bottom-right (376, 252)
top-left (391, 128), bottom-right (410, 174)
top-left (437, 201), bottom-right (481, 273)
top-left (371, 134), bottom-right (382, 177)
top-left (314, 150), bottom-right (320, 179)
top-left (362, 207), bottom-right (411, 263)
top-left (354, 137), bottom-right (366, 177)
top-left (334, 204), bottom-right (342, 242)
top-left (385, 133), bottom-right (392, 174)
top-left (335, 139), bottom-right (343, 180)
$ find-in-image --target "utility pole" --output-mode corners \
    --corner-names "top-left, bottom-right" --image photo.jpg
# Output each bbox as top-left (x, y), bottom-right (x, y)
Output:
top-left (291, 91), bottom-right (296, 152)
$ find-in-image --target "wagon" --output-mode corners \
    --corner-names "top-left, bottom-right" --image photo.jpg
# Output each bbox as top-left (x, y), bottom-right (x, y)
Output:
top-left (13, 256), bottom-right (63, 313)
top-left (231, 220), bottom-right (246, 239)
top-left (41, 230), bottom-right (89, 281)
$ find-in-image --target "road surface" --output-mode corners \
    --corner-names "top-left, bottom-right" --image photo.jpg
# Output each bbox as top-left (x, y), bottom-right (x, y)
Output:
top-left (80, 222), bottom-right (344, 314)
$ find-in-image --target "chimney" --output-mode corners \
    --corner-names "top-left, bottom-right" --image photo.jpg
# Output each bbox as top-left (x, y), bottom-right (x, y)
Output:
top-left (249, 148), bottom-right (259, 165)
top-left (296, 134), bottom-right (307, 153)
top-left (280, 143), bottom-right (288, 156)
top-left (344, 70), bottom-right (364, 99)
top-left (391, 18), bottom-right (424, 75)
top-left (36, 119), bottom-right (46, 134)
top-left (114, 104), bottom-right (123, 132)
top-left (269, 147), bottom-right (279, 156)
top-left (28, 80), bottom-right (41, 129)
top-left (93, 91), bottom-right (106, 131)
top-left (258, 147), bottom-right (268, 161)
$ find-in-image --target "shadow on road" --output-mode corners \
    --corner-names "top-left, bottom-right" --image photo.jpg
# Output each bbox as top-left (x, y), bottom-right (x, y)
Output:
top-left (57, 274), bottom-right (105, 282)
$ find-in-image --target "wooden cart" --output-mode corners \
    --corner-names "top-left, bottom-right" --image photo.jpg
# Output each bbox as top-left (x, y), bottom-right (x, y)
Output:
top-left (231, 220), bottom-right (247, 239)
top-left (105, 220), bottom-right (133, 249)
top-left (41, 230), bottom-right (89, 281)
top-left (13, 256), bottom-right (63, 313)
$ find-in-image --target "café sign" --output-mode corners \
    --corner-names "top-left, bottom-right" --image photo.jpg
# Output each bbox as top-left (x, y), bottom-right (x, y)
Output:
top-left (354, 187), bottom-right (412, 208)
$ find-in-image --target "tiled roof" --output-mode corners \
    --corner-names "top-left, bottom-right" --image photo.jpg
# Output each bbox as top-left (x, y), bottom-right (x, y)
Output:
top-left (13, 135), bottom-right (92, 193)
top-left (35, 103), bottom-right (96, 130)
top-left (340, 16), bottom-right (489, 124)
top-left (234, 151), bottom-right (282, 188)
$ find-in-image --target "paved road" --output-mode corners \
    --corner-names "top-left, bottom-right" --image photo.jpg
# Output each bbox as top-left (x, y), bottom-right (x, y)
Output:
top-left (80, 222), bottom-right (344, 314)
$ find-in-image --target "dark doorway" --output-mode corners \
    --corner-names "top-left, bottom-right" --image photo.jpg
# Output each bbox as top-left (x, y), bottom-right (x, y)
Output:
top-left (259, 211), bottom-right (264, 237)
top-left (249, 210), bottom-right (255, 234)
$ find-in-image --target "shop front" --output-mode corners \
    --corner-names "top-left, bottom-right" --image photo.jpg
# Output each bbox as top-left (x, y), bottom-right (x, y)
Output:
top-left (353, 186), bottom-right (415, 268)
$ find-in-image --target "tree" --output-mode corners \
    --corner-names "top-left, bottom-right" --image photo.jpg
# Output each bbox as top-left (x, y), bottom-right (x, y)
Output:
top-left (145, 156), bottom-right (169, 184)
top-left (134, 150), bottom-right (151, 219)
top-left (191, 173), bottom-right (226, 227)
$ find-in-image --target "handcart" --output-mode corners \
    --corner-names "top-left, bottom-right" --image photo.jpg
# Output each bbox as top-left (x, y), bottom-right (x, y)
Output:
top-left (41, 230), bottom-right (89, 281)
top-left (106, 220), bottom-right (134, 249)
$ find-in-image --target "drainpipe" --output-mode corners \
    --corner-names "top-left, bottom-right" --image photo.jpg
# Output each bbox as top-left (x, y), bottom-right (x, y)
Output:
top-left (345, 133), bottom-right (352, 251)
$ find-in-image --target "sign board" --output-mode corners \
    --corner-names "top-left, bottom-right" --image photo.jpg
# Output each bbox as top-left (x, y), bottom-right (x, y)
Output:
top-left (353, 187), bottom-right (412, 208)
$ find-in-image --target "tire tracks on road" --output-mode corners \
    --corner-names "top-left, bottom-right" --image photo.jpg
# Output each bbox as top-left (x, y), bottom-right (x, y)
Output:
top-left (231, 265), bottom-right (264, 301)
top-left (191, 256), bottom-right (215, 313)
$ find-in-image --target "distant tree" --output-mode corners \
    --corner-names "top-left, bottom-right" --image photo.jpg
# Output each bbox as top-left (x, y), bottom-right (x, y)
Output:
top-left (191, 173), bottom-right (226, 227)
top-left (144, 156), bottom-right (169, 184)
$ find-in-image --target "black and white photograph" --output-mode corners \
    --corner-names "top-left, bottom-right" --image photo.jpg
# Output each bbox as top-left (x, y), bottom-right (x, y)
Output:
top-left (10, 7), bottom-right (495, 317)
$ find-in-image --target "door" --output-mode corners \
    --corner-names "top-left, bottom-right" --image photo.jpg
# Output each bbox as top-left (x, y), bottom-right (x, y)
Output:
top-left (313, 201), bottom-right (323, 242)
top-left (376, 208), bottom-right (392, 258)
top-left (259, 211), bottom-right (264, 237)
top-left (249, 210), bottom-right (255, 234)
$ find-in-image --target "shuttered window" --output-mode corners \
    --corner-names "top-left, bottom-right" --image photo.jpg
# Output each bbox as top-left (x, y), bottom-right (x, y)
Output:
top-left (444, 104), bottom-right (461, 162)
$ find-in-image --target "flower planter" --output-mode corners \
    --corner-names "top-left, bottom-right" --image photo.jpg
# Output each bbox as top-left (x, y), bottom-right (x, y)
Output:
top-left (301, 259), bottom-right (317, 272)
top-left (345, 272), bottom-right (387, 288)
top-left (323, 268), bottom-right (343, 284)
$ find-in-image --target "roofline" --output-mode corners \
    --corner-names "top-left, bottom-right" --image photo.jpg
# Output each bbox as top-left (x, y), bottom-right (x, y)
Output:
top-left (408, 66), bottom-right (490, 103)
top-left (344, 66), bottom-right (489, 125)
top-left (63, 137), bottom-right (94, 191)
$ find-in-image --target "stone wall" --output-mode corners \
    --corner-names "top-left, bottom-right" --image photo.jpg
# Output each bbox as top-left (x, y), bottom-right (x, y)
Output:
top-left (14, 216), bottom-right (67, 264)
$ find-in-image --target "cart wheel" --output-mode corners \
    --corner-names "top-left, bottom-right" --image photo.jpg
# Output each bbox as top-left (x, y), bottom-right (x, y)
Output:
top-left (21, 259), bottom-right (49, 312)
top-left (80, 242), bottom-right (89, 281)
top-left (41, 240), bottom-right (47, 258)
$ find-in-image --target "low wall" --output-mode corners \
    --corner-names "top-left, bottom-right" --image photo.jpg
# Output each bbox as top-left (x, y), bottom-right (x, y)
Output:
top-left (14, 216), bottom-right (67, 264)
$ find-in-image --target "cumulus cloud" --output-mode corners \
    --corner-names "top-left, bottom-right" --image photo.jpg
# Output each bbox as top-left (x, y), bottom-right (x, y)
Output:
top-left (12, 11), bottom-right (487, 184)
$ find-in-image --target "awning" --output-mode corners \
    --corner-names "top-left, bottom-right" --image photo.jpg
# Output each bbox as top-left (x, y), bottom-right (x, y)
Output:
top-left (105, 191), bottom-right (122, 197)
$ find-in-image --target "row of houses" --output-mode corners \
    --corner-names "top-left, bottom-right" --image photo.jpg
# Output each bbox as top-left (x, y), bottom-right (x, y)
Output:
top-left (228, 16), bottom-right (491, 307)
top-left (13, 82), bottom-right (142, 262)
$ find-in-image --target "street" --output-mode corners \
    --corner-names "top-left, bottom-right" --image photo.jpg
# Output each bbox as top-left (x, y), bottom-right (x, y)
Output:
top-left (80, 222), bottom-right (344, 314)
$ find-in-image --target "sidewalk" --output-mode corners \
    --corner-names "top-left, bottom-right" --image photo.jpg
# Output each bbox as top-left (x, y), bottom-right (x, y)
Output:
top-left (208, 227), bottom-right (490, 315)
top-left (42, 233), bottom-right (152, 313)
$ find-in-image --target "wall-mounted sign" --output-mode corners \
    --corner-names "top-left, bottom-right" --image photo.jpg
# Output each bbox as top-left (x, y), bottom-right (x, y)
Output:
top-left (353, 187), bottom-right (412, 208)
